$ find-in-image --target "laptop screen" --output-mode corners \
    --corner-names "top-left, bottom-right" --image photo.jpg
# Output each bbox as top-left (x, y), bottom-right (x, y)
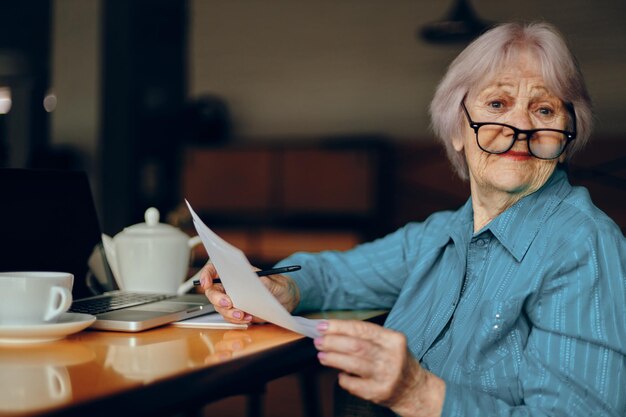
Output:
top-left (0, 168), bottom-right (106, 299)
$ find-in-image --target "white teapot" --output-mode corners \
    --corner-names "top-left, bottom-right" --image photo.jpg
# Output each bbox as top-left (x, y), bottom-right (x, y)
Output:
top-left (101, 207), bottom-right (202, 294)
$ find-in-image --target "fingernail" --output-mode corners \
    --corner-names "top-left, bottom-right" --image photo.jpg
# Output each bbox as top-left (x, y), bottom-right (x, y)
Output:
top-left (317, 351), bottom-right (327, 361)
top-left (317, 321), bottom-right (329, 333)
top-left (219, 298), bottom-right (229, 307)
top-left (244, 314), bottom-right (253, 321)
top-left (313, 337), bottom-right (323, 348)
top-left (233, 311), bottom-right (243, 319)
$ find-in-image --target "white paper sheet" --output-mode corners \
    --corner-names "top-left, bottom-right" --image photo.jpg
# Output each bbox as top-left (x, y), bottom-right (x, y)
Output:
top-left (185, 200), bottom-right (321, 338)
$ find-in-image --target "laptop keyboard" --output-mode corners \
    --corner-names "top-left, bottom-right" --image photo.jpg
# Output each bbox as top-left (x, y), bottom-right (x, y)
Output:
top-left (70, 292), bottom-right (172, 315)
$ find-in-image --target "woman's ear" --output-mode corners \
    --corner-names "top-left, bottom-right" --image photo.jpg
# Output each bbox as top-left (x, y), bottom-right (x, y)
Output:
top-left (452, 135), bottom-right (464, 152)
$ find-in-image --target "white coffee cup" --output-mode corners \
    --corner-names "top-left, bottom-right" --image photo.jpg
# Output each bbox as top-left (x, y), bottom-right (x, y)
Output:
top-left (0, 272), bottom-right (73, 325)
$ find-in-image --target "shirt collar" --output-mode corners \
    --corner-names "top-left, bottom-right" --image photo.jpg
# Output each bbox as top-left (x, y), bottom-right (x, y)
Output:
top-left (442, 198), bottom-right (474, 250)
top-left (482, 168), bottom-right (572, 262)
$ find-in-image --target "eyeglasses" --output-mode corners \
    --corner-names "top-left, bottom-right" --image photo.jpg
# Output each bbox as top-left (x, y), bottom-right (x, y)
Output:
top-left (461, 100), bottom-right (577, 160)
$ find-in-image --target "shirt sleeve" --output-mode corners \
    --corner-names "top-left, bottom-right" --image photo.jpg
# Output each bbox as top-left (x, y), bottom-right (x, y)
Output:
top-left (441, 221), bottom-right (626, 417)
top-left (276, 223), bottom-right (424, 313)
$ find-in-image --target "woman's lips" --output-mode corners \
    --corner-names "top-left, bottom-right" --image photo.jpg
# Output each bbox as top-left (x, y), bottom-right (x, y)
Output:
top-left (500, 150), bottom-right (532, 160)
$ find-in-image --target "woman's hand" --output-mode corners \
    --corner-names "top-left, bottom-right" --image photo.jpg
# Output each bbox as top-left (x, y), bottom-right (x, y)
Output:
top-left (199, 262), bottom-right (300, 325)
top-left (314, 320), bottom-right (445, 417)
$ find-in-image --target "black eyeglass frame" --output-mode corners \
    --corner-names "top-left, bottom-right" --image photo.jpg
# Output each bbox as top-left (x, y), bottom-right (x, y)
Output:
top-left (461, 100), bottom-right (577, 160)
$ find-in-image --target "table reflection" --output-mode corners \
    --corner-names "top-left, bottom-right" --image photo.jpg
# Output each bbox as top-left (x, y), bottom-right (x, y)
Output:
top-left (0, 340), bottom-right (95, 414)
top-left (198, 330), bottom-right (253, 364)
top-left (103, 337), bottom-right (192, 382)
top-left (0, 312), bottom-right (384, 417)
top-left (81, 327), bottom-right (255, 383)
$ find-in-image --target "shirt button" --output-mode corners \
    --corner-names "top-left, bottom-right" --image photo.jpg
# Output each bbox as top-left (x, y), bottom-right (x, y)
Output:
top-left (476, 239), bottom-right (486, 247)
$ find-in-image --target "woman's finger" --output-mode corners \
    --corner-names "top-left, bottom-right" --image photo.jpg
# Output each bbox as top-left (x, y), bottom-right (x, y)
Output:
top-left (322, 319), bottom-right (383, 341)
top-left (317, 350), bottom-right (376, 379)
top-left (315, 333), bottom-right (376, 357)
top-left (205, 285), bottom-right (253, 323)
top-left (321, 320), bottom-right (408, 358)
top-left (212, 305), bottom-right (252, 323)
top-left (199, 262), bottom-right (219, 286)
top-left (205, 284), bottom-right (231, 308)
top-left (336, 372), bottom-right (378, 402)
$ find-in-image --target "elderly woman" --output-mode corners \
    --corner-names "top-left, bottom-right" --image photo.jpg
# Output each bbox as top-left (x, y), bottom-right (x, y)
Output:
top-left (201, 22), bottom-right (626, 416)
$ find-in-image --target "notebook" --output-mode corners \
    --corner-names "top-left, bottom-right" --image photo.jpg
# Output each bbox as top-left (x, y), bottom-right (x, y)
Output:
top-left (0, 168), bottom-right (214, 332)
top-left (171, 312), bottom-right (248, 329)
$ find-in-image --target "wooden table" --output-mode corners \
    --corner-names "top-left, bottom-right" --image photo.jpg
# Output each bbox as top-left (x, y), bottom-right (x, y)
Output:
top-left (0, 311), bottom-right (386, 417)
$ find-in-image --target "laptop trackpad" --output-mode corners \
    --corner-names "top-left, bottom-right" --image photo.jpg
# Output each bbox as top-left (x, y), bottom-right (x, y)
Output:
top-left (96, 309), bottom-right (168, 321)
top-left (128, 301), bottom-right (201, 313)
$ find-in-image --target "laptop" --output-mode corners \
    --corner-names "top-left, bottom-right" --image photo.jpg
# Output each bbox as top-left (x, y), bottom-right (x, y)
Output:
top-left (0, 168), bottom-right (214, 332)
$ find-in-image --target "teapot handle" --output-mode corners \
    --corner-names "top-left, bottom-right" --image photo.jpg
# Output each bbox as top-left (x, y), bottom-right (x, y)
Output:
top-left (188, 235), bottom-right (203, 248)
top-left (177, 269), bottom-right (202, 295)
top-left (178, 236), bottom-right (205, 295)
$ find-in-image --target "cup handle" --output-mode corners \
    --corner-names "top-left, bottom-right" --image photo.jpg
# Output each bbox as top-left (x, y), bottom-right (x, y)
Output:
top-left (45, 287), bottom-right (73, 322)
top-left (47, 366), bottom-right (69, 400)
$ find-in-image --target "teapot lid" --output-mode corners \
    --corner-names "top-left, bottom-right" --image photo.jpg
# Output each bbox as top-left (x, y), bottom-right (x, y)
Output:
top-left (122, 207), bottom-right (186, 237)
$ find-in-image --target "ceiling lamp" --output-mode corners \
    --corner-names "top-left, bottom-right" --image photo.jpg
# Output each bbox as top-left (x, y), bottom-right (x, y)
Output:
top-left (420, 0), bottom-right (492, 44)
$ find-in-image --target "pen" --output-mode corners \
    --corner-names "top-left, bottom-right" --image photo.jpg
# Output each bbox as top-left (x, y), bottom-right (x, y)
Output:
top-left (193, 265), bottom-right (301, 286)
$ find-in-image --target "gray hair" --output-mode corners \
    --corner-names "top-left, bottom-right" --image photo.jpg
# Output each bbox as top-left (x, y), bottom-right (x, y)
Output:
top-left (429, 22), bottom-right (593, 180)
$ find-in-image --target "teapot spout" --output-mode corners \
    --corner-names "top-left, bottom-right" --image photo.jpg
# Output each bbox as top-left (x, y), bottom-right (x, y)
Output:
top-left (101, 234), bottom-right (124, 290)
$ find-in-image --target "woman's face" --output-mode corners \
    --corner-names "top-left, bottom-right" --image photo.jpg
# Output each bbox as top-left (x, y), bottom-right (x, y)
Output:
top-left (453, 51), bottom-right (568, 200)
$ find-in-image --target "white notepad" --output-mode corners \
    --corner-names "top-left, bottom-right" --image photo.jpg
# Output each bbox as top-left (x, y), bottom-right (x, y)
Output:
top-left (171, 313), bottom-right (248, 329)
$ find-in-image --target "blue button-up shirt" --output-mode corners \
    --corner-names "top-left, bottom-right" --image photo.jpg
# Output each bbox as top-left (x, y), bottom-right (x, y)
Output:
top-left (281, 168), bottom-right (626, 416)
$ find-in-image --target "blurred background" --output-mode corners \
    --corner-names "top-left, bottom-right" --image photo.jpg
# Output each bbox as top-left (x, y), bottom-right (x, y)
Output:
top-left (1, 0), bottom-right (625, 269)
top-left (1, 2), bottom-right (625, 415)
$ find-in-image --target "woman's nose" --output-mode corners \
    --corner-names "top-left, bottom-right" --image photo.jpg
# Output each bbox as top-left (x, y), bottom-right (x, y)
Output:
top-left (507, 106), bottom-right (534, 130)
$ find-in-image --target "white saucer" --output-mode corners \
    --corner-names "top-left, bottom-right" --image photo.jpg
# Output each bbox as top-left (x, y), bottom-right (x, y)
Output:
top-left (0, 313), bottom-right (96, 345)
